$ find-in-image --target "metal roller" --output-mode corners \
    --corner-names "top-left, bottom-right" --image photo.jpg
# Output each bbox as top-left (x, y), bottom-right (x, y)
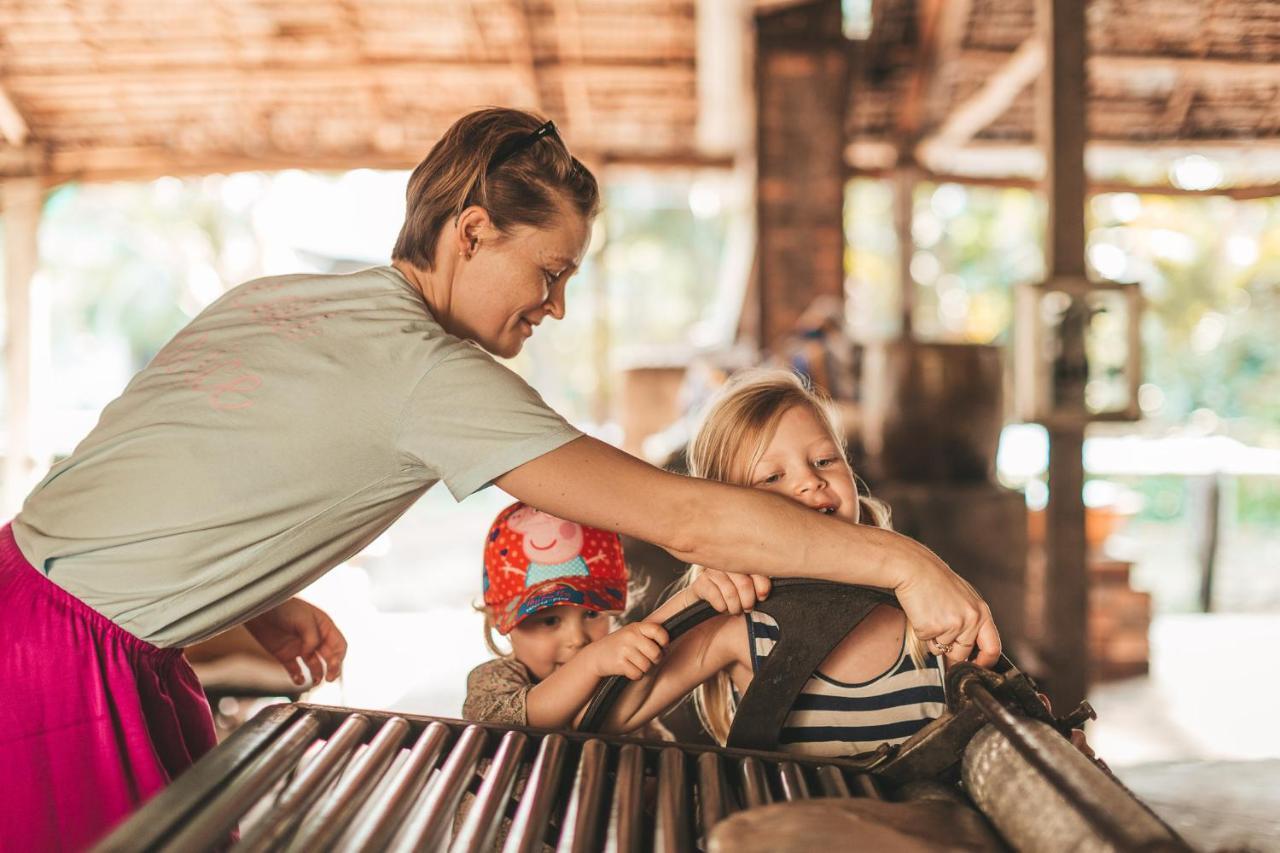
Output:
top-left (503, 734), bottom-right (569, 853)
top-left (962, 689), bottom-right (1190, 852)
top-left (160, 711), bottom-right (323, 853)
top-left (557, 738), bottom-right (608, 853)
top-left (451, 730), bottom-right (529, 853)
top-left (607, 743), bottom-right (646, 853)
top-left (344, 720), bottom-right (450, 852)
top-left (286, 715), bottom-right (411, 851)
top-left (236, 712), bottom-right (371, 851)
top-left (388, 724), bottom-right (488, 853)
top-left (655, 747), bottom-right (691, 853)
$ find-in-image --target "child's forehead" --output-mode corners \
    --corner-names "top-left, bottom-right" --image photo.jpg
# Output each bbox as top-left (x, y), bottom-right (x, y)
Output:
top-left (756, 416), bottom-right (839, 459)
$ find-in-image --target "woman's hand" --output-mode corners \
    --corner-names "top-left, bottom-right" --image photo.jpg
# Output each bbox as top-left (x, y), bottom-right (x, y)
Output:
top-left (582, 622), bottom-right (669, 681)
top-left (895, 559), bottom-right (1002, 667)
top-left (245, 598), bottom-right (348, 686)
top-left (689, 569), bottom-right (771, 615)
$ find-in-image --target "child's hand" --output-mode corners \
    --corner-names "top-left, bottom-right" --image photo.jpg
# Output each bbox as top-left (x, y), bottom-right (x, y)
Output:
top-left (586, 622), bottom-right (669, 680)
top-left (690, 569), bottom-right (771, 615)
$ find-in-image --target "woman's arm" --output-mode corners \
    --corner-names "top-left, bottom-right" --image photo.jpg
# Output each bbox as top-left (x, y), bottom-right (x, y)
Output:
top-left (495, 436), bottom-right (1001, 666)
top-left (579, 613), bottom-right (750, 734)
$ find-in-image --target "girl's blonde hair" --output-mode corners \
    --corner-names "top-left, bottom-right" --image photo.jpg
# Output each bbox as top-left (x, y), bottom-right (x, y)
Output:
top-left (683, 368), bottom-right (926, 745)
top-left (393, 107), bottom-right (600, 270)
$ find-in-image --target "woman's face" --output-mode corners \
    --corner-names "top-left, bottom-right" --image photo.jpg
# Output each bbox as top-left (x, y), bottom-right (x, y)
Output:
top-left (744, 404), bottom-right (860, 523)
top-left (452, 199), bottom-right (591, 358)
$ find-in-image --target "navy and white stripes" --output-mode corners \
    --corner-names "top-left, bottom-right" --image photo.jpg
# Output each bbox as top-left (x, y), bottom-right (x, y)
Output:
top-left (745, 610), bottom-right (946, 757)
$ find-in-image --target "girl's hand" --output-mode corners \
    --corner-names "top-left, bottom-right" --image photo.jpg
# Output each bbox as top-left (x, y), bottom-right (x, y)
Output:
top-left (245, 598), bottom-right (348, 686)
top-left (585, 623), bottom-right (669, 680)
top-left (689, 569), bottom-right (771, 615)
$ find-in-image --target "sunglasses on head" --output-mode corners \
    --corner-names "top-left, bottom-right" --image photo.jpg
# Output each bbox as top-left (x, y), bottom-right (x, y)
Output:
top-left (486, 121), bottom-right (559, 175)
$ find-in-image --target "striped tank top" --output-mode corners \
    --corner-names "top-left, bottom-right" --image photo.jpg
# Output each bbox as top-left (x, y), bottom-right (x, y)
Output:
top-left (745, 610), bottom-right (947, 758)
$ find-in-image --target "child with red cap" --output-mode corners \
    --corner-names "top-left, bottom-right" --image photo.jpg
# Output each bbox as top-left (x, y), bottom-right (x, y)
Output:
top-left (463, 500), bottom-right (766, 733)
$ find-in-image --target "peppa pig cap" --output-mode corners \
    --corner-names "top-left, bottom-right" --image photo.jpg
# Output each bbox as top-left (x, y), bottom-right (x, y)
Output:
top-left (483, 501), bottom-right (629, 634)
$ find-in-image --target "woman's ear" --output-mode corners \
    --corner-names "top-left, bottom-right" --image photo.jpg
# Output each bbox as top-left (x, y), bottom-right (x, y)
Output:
top-left (455, 205), bottom-right (494, 258)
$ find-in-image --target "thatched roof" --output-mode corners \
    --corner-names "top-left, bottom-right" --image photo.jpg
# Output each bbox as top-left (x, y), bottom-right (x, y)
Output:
top-left (850, 0), bottom-right (1280, 190)
top-left (0, 0), bottom-right (701, 183)
top-left (2, 0), bottom-right (1278, 189)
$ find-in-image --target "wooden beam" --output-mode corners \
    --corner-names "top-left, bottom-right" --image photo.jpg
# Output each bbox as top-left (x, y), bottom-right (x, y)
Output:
top-left (960, 49), bottom-right (1280, 85)
top-left (38, 142), bottom-right (732, 184)
top-left (1038, 0), bottom-right (1090, 711)
top-left (0, 57), bottom-right (691, 94)
top-left (507, 0), bottom-right (545, 112)
top-left (917, 37), bottom-right (1044, 168)
top-left (850, 165), bottom-right (1280, 201)
top-left (893, 167), bottom-right (918, 337)
top-left (893, 0), bottom-right (947, 157)
top-left (547, 0), bottom-right (594, 138)
top-left (852, 137), bottom-right (1280, 184)
top-left (922, 0), bottom-right (973, 124)
top-left (696, 0), bottom-right (750, 158)
top-left (2, 178), bottom-right (43, 515)
top-left (0, 144), bottom-right (47, 179)
top-left (0, 81), bottom-right (31, 146)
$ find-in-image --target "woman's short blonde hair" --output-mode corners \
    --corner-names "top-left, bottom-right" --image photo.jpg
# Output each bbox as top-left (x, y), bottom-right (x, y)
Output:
top-left (682, 368), bottom-right (922, 745)
top-left (393, 107), bottom-right (600, 270)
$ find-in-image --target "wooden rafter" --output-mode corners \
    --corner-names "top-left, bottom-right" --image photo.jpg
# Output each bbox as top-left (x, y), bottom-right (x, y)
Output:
top-left (0, 81), bottom-right (31, 146)
top-left (922, 0), bottom-right (972, 118)
top-left (508, 0), bottom-right (544, 111)
top-left (893, 0), bottom-right (947, 159)
top-left (917, 36), bottom-right (1044, 168)
top-left (548, 0), bottom-right (595, 138)
top-left (35, 141), bottom-right (730, 185)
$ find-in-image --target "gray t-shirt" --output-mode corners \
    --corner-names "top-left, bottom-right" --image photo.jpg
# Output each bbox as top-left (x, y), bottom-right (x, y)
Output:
top-left (13, 266), bottom-right (581, 648)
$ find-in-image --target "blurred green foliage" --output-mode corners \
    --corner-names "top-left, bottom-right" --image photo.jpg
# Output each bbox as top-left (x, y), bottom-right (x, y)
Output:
top-left (846, 178), bottom-right (1280, 439)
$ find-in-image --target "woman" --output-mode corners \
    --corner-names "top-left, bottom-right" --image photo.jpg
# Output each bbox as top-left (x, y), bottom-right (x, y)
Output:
top-left (0, 108), bottom-right (999, 850)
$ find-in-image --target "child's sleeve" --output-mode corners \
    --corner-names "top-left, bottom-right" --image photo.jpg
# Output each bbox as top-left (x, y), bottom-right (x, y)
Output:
top-left (462, 658), bottom-right (535, 726)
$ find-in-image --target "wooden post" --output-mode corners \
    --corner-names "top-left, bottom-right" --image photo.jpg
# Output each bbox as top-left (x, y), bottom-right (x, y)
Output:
top-left (2, 177), bottom-right (43, 515)
top-left (1037, 0), bottom-right (1090, 710)
top-left (755, 0), bottom-right (848, 353)
top-left (592, 238), bottom-right (611, 426)
top-left (1194, 473), bottom-right (1222, 613)
top-left (893, 167), bottom-right (917, 339)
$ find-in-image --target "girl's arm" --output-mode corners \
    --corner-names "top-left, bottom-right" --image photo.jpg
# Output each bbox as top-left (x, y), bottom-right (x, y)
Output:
top-left (523, 621), bottom-right (669, 728)
top-left (577, 613), bottom-right (751, 734)
top-left (496, 436), bottom-right (1002, 667)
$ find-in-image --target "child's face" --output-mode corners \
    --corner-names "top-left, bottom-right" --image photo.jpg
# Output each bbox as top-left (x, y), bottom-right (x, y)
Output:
top-left (746, 404), bottom-right (860, 523)
top-left (508, 604), bottom-right (612, 680)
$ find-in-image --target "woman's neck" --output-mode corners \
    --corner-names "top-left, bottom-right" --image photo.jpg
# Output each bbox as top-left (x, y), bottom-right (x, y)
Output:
top-left (392, 257), bottom-right (456, 332)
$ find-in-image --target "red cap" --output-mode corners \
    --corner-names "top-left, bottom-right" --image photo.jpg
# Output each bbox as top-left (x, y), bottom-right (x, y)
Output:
top-left (483, 502), bottom-right (628, 634)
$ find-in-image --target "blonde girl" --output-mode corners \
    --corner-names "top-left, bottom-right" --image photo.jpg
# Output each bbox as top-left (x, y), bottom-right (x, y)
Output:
top-left (592, 369), bottom-right (950, 756)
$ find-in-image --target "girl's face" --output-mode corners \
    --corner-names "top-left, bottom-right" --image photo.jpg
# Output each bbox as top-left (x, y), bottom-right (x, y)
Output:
top-left (451, 200), bottom-right (591, 359)
top-left (508, 604), bottom-right (611, 680)
top-left (745, 404), bottom-right (860, 523)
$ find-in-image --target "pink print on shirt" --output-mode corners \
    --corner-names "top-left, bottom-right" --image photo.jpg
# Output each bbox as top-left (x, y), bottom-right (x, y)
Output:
top-left (152, 281), bottom-right (335, 411)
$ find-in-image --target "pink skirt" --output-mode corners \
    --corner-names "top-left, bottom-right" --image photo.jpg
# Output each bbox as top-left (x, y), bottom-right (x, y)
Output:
top-left (0, 524), bottom-right (217, 852)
